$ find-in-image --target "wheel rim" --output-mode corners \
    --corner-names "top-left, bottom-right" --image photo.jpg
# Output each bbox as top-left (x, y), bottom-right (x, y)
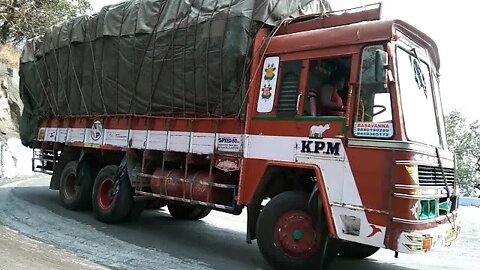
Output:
top-left (63, 173), bottom-right (77, 200)
top-left (273, 210), bottom-right (321, 258)
top-left (98, 177), bottom-right (115, 210)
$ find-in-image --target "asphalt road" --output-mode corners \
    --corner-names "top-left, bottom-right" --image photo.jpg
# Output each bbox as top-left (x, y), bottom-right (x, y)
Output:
top-left (0, 176), bottom-right (479, 270)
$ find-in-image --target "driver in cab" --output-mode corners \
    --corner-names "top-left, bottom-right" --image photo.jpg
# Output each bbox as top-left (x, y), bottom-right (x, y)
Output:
top-left (308, 68), bottom-right (347, 117)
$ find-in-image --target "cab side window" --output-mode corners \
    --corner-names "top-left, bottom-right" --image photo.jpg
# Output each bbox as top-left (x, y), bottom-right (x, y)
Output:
top-left (304, 57), bottom-right (351, 116)
top-left (276, 61), bottom-right (302, 114)
top-left (356, 46), bottom-right (393, 123)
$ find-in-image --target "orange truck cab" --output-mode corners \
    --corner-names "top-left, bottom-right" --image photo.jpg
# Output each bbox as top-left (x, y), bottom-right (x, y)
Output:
top-left (31, 4), bottom-right (459, 270)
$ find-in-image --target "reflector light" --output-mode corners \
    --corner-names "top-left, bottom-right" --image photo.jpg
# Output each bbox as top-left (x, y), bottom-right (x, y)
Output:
top-left (423, 237), bottom-right (433, 251)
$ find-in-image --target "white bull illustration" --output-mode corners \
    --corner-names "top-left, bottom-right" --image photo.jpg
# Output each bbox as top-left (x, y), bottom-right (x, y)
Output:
top-left (309, 124), bottom-right (330, 138)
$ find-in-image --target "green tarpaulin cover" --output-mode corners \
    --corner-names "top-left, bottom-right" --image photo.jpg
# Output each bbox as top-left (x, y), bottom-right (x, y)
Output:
top-left (19, 0), bottom-right (331, 146)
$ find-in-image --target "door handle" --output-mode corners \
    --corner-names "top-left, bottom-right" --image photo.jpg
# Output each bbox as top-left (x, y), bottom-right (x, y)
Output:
top-left (296, 93), bottom-right (303, 113)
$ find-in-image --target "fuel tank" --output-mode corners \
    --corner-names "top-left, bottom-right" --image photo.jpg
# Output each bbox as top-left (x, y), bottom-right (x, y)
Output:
top-left (150, 168), bottom-right (233, 205)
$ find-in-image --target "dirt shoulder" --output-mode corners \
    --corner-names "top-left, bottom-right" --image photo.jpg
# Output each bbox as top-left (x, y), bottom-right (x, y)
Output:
top-left (0, 226), bottom-right (107, 270)
top-left (0, 177), bottom-right (107, 270)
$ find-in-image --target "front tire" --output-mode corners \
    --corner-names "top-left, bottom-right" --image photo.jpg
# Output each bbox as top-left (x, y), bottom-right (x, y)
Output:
top-left (338, 241), bottom-right (380, 259)
top-left (256, 191), bottom-right (333, 270)
top-left (92, 165), bottom-right (133, 224)
top-left (59, 160), bottom-right (96, 210)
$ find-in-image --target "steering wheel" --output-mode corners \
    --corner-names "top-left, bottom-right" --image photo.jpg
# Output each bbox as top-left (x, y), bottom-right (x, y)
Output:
top-left (372, 105), bottom-right (387, 117)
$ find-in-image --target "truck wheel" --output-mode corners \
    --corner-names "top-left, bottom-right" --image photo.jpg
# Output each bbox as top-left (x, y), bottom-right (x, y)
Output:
top-left (256, 191), bottom-right (333, 270)
top-left (59, 161), bottom-right (96, 210)
top-left (167, 204), bottom-right (211, 220)
top-left (338, 241), bottom-right (380, 259)
top-left (92, 165), bottom-right (133, 224)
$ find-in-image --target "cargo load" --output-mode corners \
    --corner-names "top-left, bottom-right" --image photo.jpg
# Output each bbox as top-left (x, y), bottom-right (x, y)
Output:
top-left (19, 0), bottom-right (331, 146)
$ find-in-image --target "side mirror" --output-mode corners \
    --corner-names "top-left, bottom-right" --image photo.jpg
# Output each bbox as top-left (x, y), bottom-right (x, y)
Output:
top-left (375, 49), bottom-right (388, 82)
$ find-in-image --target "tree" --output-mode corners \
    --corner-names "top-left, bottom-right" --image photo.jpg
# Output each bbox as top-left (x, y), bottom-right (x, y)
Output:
top-left (445, 110), bottom-right (480, 196)
top-left (0, 0), bottom-right (91, 44)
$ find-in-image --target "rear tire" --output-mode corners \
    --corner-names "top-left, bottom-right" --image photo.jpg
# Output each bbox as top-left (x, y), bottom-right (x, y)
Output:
top-left (92, 165), bottom-right (133, 224)
top-left (167, 204), bottom-right (211, 220)
top-left (256, 191), bottom-right (334, 270)
top-left (59, 160), bottom-right (96, 210)
top-left (338, 241), bottom-right (380, 259)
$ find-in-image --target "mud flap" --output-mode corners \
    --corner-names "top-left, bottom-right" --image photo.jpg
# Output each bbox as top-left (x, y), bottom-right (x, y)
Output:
top-left (308, 185), bottom-right (321, 226)
top-left (112, 158), bottom-right (129, 197)
top-left (308, 184), bottom-right (337, 268)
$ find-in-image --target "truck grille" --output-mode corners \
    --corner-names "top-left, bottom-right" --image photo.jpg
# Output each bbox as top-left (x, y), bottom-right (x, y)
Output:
top-left (418, 165), bottom-right (455, 187)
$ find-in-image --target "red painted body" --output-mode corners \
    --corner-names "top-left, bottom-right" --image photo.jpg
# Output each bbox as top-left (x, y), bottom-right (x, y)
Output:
top-left (34, 5), bottom-right (459, 257)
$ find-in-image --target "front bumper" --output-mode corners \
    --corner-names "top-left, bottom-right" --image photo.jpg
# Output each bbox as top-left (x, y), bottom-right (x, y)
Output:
top-left (396, 216), bottom-right (461, 253)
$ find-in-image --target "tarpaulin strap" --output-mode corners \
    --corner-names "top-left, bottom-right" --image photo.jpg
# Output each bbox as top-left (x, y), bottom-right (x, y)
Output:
top-left (22, 17), bottom-right (61, 115)
top-left (148, 1), bottom-right (188, 114)
top-left (22, 24), bottom-right (58, 116)
top-left (128, 0), bottom-right (168, 113)
top-left (234, 0), bottom-right (283, 119)
top-left (51, 44), bottom-right (73, 115)
top-left (171, 1), bottom-right (185, 114)
top-left (86, 19), bottom-right (108, 115)
top-left (217, 0), bottom-right (236, 116)
top-left (115, 4), bottom-right (129, 114)
top-left (32, 55), bottom-right (57, 116)
top-left (40, 51), bottom-right (60, 115)
top-left (66, 24), bottom-right (90, 115)
top-left (191, 0), bottom-right (207, 115)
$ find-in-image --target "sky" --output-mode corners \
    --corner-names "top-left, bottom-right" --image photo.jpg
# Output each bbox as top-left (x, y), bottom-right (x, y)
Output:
top-left (91, 0), bottom-right (479, 120)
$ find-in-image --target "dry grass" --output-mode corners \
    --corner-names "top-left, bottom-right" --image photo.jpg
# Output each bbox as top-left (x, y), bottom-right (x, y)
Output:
top-left (0, 44), bottom-right (20, 68)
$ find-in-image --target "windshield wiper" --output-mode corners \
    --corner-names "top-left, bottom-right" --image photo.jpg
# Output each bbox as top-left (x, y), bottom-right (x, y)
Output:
top-left (410, 48), bottom-right (428, 96)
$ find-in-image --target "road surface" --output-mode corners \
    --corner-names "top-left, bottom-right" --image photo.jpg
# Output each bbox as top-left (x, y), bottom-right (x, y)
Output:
top-left (0, 225), bottom-right (106, 270)
top-left (0, 176), bottom-right (478, 270)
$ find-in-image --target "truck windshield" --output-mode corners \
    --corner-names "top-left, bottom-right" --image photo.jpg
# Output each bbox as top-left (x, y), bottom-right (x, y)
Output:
top-left (396, 47), bottom-right (441, 146)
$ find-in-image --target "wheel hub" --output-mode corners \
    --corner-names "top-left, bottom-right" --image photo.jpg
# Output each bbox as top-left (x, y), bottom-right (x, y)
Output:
top-left (292, 229), bottom-right (304, 241)
top-left (274, 210), bottom-right (320, 258)
top-left (98, 177), bottom-right (115, 210)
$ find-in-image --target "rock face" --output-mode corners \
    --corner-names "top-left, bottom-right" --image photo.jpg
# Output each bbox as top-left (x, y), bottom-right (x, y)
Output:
top-left (0, 63), bottom-right (21, 139)
top-left (0, 62), bottom-right (31, 178)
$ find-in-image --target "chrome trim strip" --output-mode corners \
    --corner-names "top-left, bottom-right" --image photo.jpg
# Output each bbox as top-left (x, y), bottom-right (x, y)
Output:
top-left (394, 184), bottom-right (454, 190)
top-left (393, 193), bottom-right (446, 199)
top-left (331, 202), bottom-right (389, 215)
top-left (348, 139), bottom-right (454, 160)
top-left (395, 160), bottom-right (444, 167)
top-left (392, 212), bottom-right (457, 225)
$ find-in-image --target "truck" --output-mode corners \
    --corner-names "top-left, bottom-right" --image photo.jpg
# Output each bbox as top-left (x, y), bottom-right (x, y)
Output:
top-left (19, 1), bottom-right (460, 269)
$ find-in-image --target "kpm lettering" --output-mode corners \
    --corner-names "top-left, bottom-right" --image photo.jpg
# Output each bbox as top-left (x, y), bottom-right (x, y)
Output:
top-left (300, 140), bottom-right (340, 155)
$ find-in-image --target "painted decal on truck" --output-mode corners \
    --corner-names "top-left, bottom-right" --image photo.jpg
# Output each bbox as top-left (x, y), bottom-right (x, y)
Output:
top-left (256, 56), bottom-right (280, 113)
top-left (309, 124), bottom-right (330, 138)
top-left (217, 135), bottom-right (243, 153)
top-left (354, 122), bottom-right (394, 138)
top-left (299, 140), bottom-right (341, 156)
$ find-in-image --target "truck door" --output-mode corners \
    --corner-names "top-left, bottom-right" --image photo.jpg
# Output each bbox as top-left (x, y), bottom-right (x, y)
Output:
top-left (247, 54), bottom-right (357, 205)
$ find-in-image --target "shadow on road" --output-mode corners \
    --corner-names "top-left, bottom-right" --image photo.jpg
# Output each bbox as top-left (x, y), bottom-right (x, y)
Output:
top-left (12, 184), bottom-right (415, 270)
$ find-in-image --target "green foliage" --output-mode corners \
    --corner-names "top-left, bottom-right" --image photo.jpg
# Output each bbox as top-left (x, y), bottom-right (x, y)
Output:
top-left (0, 0), bottom-right (91, 44)
top-left (446, 110), bottom-right (480, 196)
